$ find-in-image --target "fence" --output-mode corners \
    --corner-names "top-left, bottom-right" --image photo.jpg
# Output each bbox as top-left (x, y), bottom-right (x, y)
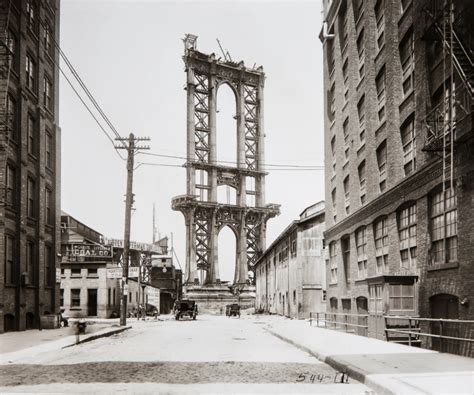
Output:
top-left (310, 312), bottom-right (474, 357)
top-left (310, 312), bottom-right (369, 337)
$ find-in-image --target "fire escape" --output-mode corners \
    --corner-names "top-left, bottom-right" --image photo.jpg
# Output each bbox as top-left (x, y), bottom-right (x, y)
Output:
top-left (0, 0), bottom-right (14, 207)
top-left (423, 0), bottom-right (473, 193)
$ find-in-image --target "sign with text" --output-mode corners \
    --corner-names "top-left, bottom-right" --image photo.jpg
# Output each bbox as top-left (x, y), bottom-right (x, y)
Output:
top-left (67, 244), bottom-right (112, 259)
top-left (147, 287), bottom-right (160, 308)
top-left (56, 268), bottom-right (61, 283)
top-left (106, 267), bottom-right (139, 279)
top-left (104, 238), bottom-right (160, 253)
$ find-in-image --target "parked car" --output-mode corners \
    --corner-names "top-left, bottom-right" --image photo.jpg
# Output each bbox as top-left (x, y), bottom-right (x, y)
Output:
top-left (173, 300), bottom-right (198, 320)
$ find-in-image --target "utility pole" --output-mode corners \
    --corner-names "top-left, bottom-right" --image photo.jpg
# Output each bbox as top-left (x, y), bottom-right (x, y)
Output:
top-left (115, 133), bottom-right (150, 326)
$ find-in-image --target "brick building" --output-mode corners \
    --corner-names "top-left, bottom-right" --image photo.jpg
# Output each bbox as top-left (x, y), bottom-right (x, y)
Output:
top-left (255, 202), bottom-right (326, 319)
top-left (149, 255), bottom-right (182, 314)
top-left (320, 0), bottom-right (473, 343)
top-left (1, 0), bottom-right (61, 332)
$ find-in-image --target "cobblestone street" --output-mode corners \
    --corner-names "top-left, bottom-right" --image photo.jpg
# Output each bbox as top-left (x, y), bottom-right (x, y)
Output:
top-left (0, 315), bottom-right (369, 393)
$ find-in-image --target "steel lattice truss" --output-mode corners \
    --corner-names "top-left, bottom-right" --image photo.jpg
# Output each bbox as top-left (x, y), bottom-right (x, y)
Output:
top-left (245, 213), bottom-right (262, 269)
top-left (194, 73), bottom-right (210, 163)
top-left (195, 208), bottom-right (211, 271)
top-left (244, 85), bottom-right (259, 170)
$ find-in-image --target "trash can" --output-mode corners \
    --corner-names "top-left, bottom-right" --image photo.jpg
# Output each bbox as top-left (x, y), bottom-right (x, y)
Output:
top-left (76, 321), bottom-right (87, 334)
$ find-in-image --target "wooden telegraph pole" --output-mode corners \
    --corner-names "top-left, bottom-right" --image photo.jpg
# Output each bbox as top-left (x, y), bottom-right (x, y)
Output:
top-left (116, 133), bottom-right (150, 326)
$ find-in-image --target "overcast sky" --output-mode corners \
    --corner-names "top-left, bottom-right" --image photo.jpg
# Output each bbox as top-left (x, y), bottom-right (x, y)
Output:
top-left (60, 0), bottom-right (325, 282)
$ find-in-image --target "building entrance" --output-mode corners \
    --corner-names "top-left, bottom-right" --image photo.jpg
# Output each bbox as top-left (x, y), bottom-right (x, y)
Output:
top-left (87, 289), bottom-right (98, 316)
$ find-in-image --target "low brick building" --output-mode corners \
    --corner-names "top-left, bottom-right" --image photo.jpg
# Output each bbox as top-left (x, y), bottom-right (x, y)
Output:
top-left (320, 0), bottom-right (473, 348)
top-left (255, 202), bottom-right (326, 318)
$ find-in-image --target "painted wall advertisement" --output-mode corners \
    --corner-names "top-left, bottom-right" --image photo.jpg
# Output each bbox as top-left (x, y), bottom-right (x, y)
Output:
top-left (67, 244), bottom-right (112, 258)
top-left (147, 287), bottom-right (160, 309)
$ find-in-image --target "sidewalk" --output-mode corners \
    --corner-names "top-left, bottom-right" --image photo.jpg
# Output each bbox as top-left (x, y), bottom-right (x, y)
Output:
top-left (263, 316), bottom-right (474, 395)
top-left (0, 322), bottom-right (131, 364)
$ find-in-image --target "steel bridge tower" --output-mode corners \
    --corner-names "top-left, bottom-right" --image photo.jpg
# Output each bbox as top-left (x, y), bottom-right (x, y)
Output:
top-left (172, 35), bottom-right (279, 302)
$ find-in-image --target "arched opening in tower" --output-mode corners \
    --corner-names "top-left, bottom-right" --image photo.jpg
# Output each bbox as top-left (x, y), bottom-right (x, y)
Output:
top-left (218, 225), bottom-right (237, 284)
top-left (217, 184), bottom-right (237, 205)
top-left (216, 82), bottom-right (238, 167)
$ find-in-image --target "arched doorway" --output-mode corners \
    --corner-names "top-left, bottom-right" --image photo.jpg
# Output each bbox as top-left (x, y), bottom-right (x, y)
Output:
top-left (218, 225), bottom-right (237, 284)
top-left (430, 294), bottom-right (459, 353)
top-left (216, 83), bottom-right (238, 167)
top-left (25, 312), bottom-right (36, 330)
top-left (4, 314), bottom-right (16, 332)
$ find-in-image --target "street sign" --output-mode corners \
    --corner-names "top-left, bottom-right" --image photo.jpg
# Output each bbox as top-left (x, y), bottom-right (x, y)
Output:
top-left (67, 244), bottom-right (112, 259)
top-left (56, 268), bottom-right (61, 283)
top-left (129, 267), bottom-right (139, 278)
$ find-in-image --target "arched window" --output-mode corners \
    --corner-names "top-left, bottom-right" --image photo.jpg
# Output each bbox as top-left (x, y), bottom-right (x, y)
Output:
top-left (373, 216), bottom-right (388, 274)
top-left (397, 202), bottom-right (417, 269)
top-left (430, 187), bottom-right (457, 265)
top-left (355, 227), bottom-right (367, 278)
top-left (329, 241), bottom-right (337, 284)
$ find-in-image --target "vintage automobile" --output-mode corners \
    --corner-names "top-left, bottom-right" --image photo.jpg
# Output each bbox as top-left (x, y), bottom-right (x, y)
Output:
top-left (226, 303), bottom-right (241, 318)
top-left (174, 299), bottom-right (198, 320)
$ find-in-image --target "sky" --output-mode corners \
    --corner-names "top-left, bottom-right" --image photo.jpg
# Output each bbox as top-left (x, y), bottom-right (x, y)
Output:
top-left (60, 0), bottom-right (325, 282)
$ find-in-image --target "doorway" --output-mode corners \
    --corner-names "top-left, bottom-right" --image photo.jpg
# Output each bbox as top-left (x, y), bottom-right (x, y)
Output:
top-left (356, 296), bottom-right (368, 336)
top-left (87, 289), bottom-right (98, 316)
top-left (430, 294), bottom-right (459, 353)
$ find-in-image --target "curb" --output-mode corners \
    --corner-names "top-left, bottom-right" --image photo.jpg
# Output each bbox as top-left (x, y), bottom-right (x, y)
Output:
top-left (62, 325), bottom-right (132, 349)
top-left (264, 326), bottom-right (395, 395)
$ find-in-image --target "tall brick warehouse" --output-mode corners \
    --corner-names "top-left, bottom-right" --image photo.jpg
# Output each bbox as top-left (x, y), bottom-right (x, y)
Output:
top-left (0, 0), bottom-right (61, 332)
top-left (320, 0), bottom-right (473, 347)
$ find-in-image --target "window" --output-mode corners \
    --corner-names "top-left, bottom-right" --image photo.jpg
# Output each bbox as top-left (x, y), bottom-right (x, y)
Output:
top-left (290, 232), bottom-right (297, 257)
top-left (26, 0), bottom-right (37, 32)
top-left (358, 160), bottom-right (366, 195)
top-left (356, 227), bottom-right (367, 278)
top-left (343, 176), bottom-right (350, 214)
top-left (46, 130), bottom-right (53, 168)
top-left (331, 187), bottom-right (337, 210)
top-left (357, 95), bottom-right (365, 130)
top-left (43, 76), bottom-right (53, 110)
top-left (430, 187), bottom-right (457, 265)
top-left (108, 288), bottom-right (111, 306)
top-left (60, 289), bottom-right (64, 306)
top-left (27, 114), bottom-right (37, 156)
top-left (357, 29), bottom-right (365, 80)
top-left (389, 284), bottom-right (414, 310)
top-left (342, 59), bottom-right (349, 85)
top-left (71, 288), bottom-right (81, 307)
top-left (45, 188), bottom-right (53, 225)
top-left (45, 245), bottom-right (53, 286)
top-left (342, 236), bottom-right (351, 282)
top-left (343, 117), bottom-right (349, 144)
top-left (401, 0), bottom-right (412, 14)
top-left (374, 217), bottom-right (388, 274)
top-left (329, 242), bottom-right (337, 283)
top-left (330, 135), bottom-right (336, 156)
top-left (27, 177), bottom-right (36, 218)
top-left (339, 11), bottom-right (349, 53)
top-left (376, 67), bottom-right (386, 122)
top-left (5, 235), bottom-right (15, 284)
top-left (375, 0), bottom-right (385, 51)
top-left (71, 268), bottom-right (81, 277)
top-left (6, 94), bottom-right (16, 141)
top-left (26, 54), bottom-right (36, 92)
top-left (369, 284), bottom-right (383, 313)
top-left (327, 39), bottom-right (335, 76)
top-left (6, 29), bottom-right (16, 71)
top-left (400, 116), bottom-right (416, 175)
top-left (43, 23), bottom-right (53, 54)
top-left (399, 203), bottom-right (417, 269)
top-left (6, 164), bottom-right (16, 208)
top-left (353, 0), bottom-right (364, 21)
top-left (27, 241), bottom-right (36, 285)
top-left (328, 84), bottom-right (335, 121)
top-left (376, 140), bottom-right (387, 191)
top-left (400, 29), bottom-right (414, 96)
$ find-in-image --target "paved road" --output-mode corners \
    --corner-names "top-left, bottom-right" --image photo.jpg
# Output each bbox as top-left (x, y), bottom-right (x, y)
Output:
top-left (0, 315), bottom-right (370, 393)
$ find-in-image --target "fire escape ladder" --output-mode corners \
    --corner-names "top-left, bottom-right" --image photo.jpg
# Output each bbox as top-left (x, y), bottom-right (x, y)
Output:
top-left (0, 0), bottom-right (13, 207)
